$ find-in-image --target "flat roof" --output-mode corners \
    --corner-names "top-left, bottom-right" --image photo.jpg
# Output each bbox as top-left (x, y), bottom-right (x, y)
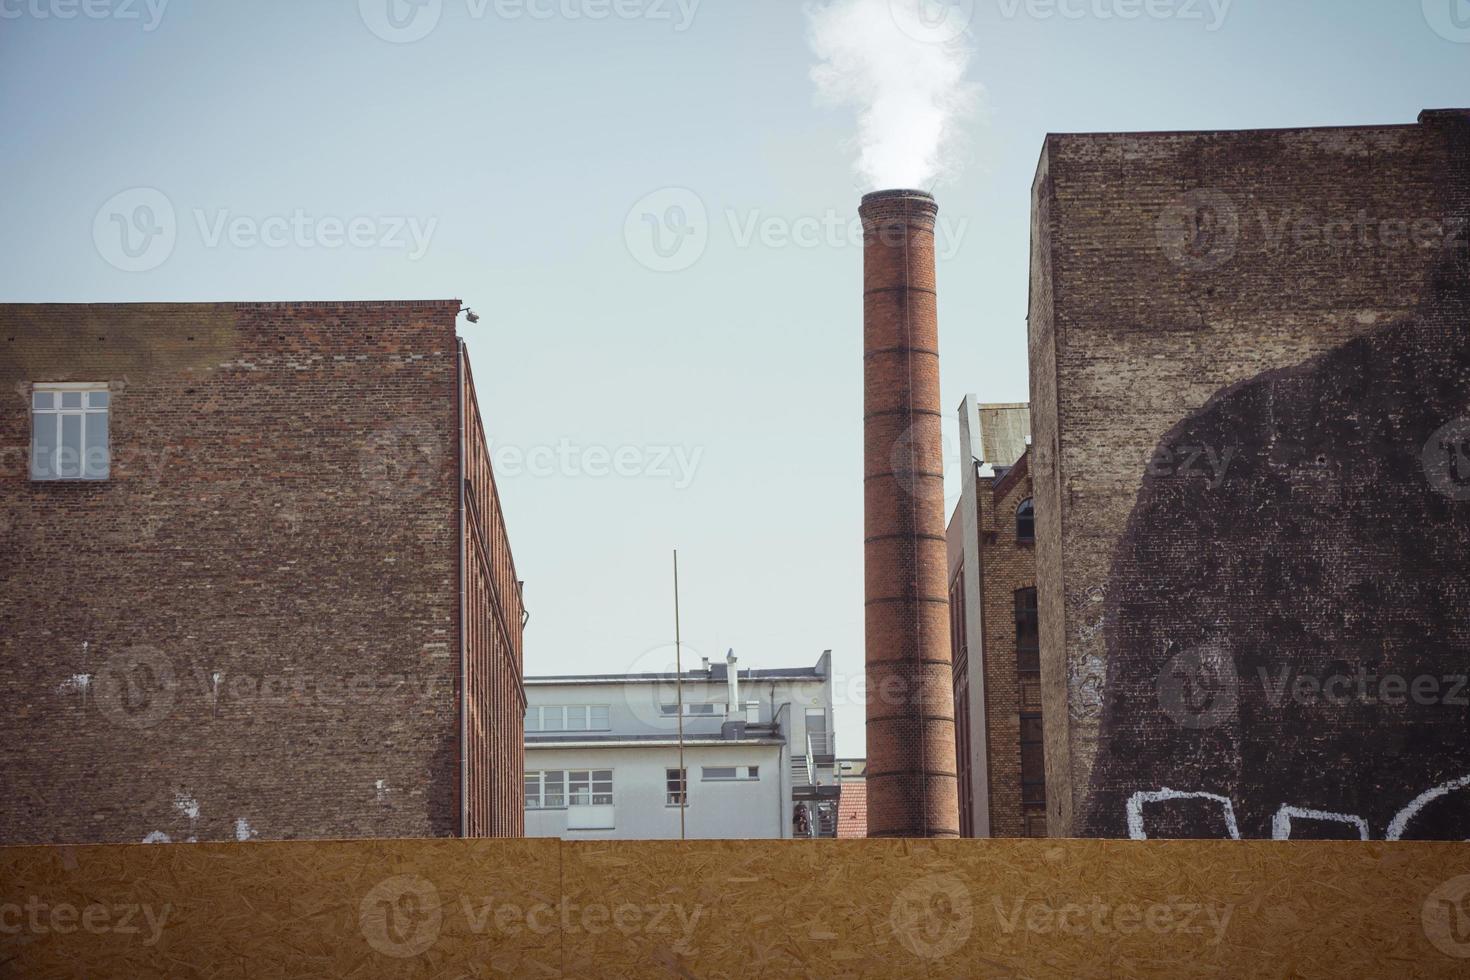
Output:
top-left (0, 299), bottom-right (463, 310)
top-left (525, 667), bottom-right (824, 685)
top-left (525, 734), bottom-right (784, 748)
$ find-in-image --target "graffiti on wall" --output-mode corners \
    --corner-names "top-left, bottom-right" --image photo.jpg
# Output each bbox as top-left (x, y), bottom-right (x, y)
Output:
top-left (1083, 243), bottom-right (1470, 840)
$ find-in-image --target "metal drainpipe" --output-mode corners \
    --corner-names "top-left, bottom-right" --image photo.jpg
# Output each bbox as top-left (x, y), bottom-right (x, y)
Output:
top-left (457, 339), bottom-right (468, 838)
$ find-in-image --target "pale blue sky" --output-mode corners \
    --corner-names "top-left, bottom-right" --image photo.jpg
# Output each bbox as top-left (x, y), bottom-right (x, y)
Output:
top-left (2, 1), bottom-right (1465, 753)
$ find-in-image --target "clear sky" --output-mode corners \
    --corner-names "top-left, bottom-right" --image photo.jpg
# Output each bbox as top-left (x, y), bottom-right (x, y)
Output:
top-left (2, 0), bottom-right (1465, 754)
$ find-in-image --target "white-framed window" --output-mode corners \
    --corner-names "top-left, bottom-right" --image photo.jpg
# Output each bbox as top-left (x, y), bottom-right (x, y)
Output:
top-left (526, 705), bottom-right (611, 733)
top-left (524, 770), bottom-right (567, 809)
top-left (568, 769), bottom-right (613, 806)
top-left (701, 765), bottom-right (760, 781)
top-left (665, 768), bottom-right (687, 806)
top-left (31, 384), bottom-right (110, 481)
top-left (659, 702), bottom-right (723, 717)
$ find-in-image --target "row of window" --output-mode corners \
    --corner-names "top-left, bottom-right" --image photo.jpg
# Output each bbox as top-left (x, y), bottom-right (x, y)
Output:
top-left (524, 769), bottom-right (614, 809)
top-left (524, 767), bottom-right (761, 810)
top-left (525, 705), bottom-right (612, 733)
top-left (525, 701), bottom-right (765, 732)
top-left (664, 766), bottom-right (760, 805)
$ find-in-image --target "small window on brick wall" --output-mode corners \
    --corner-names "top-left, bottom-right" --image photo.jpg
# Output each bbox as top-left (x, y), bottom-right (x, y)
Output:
top-left (1016, 497), bottom-right (1035, 543)
top-left (31, 384), bottom-right (110, 481)
top-left (1015, 588), bottom-right (1039, 672)
top-left (1020, 713), bottom-right (1046, 806)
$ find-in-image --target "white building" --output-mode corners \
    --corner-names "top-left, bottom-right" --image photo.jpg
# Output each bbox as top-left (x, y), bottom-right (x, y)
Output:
top-left (523, 651), bottom-right (840, 839)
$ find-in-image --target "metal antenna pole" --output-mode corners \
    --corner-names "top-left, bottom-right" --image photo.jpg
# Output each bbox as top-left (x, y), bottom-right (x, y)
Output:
top-left (674, 549), bottom-right (687, 840)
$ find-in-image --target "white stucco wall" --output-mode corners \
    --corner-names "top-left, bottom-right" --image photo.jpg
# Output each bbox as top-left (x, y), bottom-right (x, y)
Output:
top-left (525, 743), bottom-right (784, 839)
top-left (523, 657), bottom-right (838, 840)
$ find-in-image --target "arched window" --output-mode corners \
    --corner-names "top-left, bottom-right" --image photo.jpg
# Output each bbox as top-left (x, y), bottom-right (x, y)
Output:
top-left (1016, 498), bottom-right (1035, 543)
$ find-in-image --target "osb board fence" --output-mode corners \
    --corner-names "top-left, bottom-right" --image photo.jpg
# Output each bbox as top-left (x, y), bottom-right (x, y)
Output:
top-left (2, 839), bottom-right (1469, 978)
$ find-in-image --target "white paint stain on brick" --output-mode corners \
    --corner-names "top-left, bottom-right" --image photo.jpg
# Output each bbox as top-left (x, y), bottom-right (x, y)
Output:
top-left (174, 794), bottom-right (201, 822)
top-left (234, 817), bottom-right (257, 842)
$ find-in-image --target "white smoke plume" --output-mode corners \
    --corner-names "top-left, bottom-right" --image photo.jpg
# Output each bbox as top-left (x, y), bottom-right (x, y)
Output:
top-left (808, 0), bottom-right (980, 190)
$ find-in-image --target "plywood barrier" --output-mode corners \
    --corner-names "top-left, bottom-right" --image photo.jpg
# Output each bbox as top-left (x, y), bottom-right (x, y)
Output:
top-left (2, 837), bottom-right (1469, 977)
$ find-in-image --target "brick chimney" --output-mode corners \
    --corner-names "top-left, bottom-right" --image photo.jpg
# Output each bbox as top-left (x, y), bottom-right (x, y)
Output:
top-left (860, 189), bottom-right (960, 839)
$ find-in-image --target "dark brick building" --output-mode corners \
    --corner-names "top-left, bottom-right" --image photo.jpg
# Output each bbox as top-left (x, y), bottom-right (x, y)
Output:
top-left (946, 400), bottom-right (1046, 838)
top-left (1029, 109), bottom-right (1470, 839)
top-left (0, 300), bottom-right (526, 844)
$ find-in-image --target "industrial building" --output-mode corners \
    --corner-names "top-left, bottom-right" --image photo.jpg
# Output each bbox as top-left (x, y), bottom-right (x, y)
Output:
top-left (523, 651), bottom-right (840, 839)
top-left (0, 300), bottom-right (527, 843)
top-left (946, 399), bottom-right (1046, 838)
top-left (1028, 109), bottom-right (1470, 840)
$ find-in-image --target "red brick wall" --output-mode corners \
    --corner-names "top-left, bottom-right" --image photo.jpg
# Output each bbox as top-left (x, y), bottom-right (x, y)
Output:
top-left (861, 190), bottom-right (960, 838)
top-left (974, 455), bottom-right (1044, 838)
top-left (0, 301), bottom-right (524, 844)
top-left (460, 352), bottom-right (526, 838)
top-left (836, 779), bottom-right (868, 838)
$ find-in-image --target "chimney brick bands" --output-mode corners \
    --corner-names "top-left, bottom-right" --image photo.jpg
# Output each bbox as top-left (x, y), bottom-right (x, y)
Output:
top-left (860, 189), bottom-right (960, 838)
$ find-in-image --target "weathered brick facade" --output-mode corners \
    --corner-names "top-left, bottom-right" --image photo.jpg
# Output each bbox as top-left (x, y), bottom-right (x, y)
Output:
top-left (947, 402), bottom-right (1046, 838)
top-left (1029, 110), bottom-right (1470, 838)
top-left (970, 454), bottom-right (1044, 838)
top-left (862, 189), bottom-right (960, 838)
top-left (0, 300), bottom-right (525, 844)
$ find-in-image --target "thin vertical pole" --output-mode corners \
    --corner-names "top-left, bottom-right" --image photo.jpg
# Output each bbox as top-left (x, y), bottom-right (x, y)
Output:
top-left (673, 549), bottom-right (687, 840)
